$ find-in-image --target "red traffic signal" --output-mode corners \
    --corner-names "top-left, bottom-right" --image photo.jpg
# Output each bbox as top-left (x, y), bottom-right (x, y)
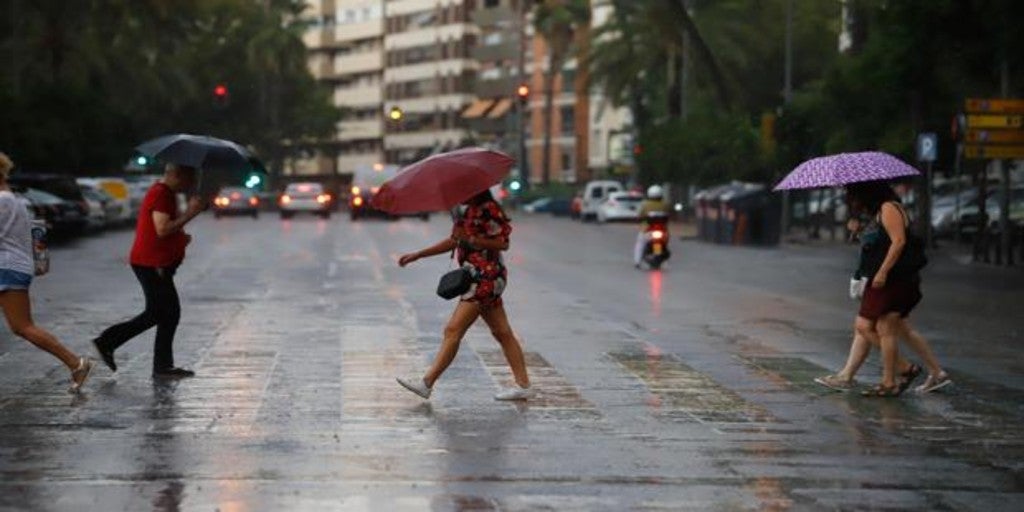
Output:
top-left (516, 84), bottom-right (529, 99)
top-left (214, 84), bottom-right (228, 98)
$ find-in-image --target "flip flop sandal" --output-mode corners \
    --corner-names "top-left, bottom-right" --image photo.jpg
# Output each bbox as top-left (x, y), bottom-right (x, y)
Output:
top-left (897, 364), bottom-right (923, 394)
top-left (861, 383), bottom-right (903, 398)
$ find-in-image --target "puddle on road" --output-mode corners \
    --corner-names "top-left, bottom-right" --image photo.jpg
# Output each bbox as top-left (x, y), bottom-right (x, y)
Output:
top-left (609, 350), bottom-right (777, 425)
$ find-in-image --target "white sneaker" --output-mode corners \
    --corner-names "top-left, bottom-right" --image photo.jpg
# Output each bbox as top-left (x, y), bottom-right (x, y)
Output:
top-left (494, 384), bottom-right (534, 401)
top-left (396, 376), bottom-right (432, 399)
top-left (915, 372), bottom-right (953, 393)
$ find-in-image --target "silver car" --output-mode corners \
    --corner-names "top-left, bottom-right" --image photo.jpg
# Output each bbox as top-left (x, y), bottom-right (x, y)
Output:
top-left (279, 182), bottom-right (333, 219)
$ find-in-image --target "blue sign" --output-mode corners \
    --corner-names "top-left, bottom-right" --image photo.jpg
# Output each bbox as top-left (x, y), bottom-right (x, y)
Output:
top-left (917, 132), bottom-right (938, 162)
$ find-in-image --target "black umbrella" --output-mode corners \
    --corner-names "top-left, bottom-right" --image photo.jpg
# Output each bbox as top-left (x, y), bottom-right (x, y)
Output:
top-left (135, 134), bottom-right (252, 170)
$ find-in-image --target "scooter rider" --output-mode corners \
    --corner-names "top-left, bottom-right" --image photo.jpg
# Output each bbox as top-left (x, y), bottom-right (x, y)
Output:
top-left (635, 185), bottom-right (667, 268)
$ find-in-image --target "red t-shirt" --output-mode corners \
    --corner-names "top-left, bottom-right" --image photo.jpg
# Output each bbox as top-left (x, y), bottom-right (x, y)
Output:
top-left (129, 182), bottom-right (188, 267)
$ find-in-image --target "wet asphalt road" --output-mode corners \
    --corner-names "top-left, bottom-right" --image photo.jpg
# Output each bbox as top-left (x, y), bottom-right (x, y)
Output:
top-left (1, 211), bottom-right (1022, 511)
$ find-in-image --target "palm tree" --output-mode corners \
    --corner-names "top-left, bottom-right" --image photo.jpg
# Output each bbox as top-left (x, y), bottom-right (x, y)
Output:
top-left (533, 0), bottom-right (591, 185)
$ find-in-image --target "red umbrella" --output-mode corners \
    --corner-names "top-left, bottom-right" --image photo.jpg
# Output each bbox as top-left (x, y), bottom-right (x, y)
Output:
top-left (371, 147), bottom-right (514, 214)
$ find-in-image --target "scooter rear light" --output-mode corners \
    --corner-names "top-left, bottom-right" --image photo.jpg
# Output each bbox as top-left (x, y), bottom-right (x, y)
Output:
top-left (352, 197), bottom-right (364, 207)
top-left (651, 230), bottom-right (665, 240)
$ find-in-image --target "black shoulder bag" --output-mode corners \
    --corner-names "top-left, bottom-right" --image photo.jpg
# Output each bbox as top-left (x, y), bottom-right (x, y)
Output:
top-left (436, 248), bottom-right (473, 300)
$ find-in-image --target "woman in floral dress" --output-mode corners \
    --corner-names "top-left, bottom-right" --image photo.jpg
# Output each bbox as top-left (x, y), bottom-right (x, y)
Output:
top-left (396, 189), bottom-right (532, 401)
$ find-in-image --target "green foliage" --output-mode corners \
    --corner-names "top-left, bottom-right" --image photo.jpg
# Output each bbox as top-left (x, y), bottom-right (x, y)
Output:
top-left (0, 0), bottom-right (340, 172)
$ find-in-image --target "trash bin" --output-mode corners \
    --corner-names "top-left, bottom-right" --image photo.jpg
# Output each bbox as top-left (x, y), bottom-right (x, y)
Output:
top-left (695, 183), bottom-right (733, 242)
top-left (721, 184), bottom-right (781, 246)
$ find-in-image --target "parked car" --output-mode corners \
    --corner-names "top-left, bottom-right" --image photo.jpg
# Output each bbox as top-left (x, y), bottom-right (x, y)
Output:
top-left (580, 180), bottom-right (624, 221)
top-left (79, 184), bottom-right (120, 230)
top-left (522, 197), bottom-right (554, 214)
top-left (279, 182), bottom-right (333, 219)
top-left (597, 191), bottom-right (644, 223)
top-left (213, 187), bottom-right (260, 219)
top-left (77, 177), bottom-right (132, 225)
top-left (123, 174), bottom-right (161, 217)
top-left (16, 187), bottom-right (88, 235)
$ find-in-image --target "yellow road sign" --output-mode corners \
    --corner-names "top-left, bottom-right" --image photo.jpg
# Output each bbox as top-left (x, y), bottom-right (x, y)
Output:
top-left (965, 129), bottom-right (1024, 144)
top-left (966, 115), bottom-right (1023, 129)
top-left (964, 145), bottom-right (1024, 159)
top-left (965, 98), bottom-right (1024, 114)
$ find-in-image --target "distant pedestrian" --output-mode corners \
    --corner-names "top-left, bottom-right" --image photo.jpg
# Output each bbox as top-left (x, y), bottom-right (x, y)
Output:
top-left (396, 189), bottom-right (532, 400)
top-left (92, 163), bottom-right (207, 378)
top-left (845, 181), bottom-right (950, 397)
top-left (0, 152), bottom-right (92, 392)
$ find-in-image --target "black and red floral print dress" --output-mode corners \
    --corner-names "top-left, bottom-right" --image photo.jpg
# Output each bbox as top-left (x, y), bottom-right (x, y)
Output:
top-left (456, 200), bottom-right (511, 307)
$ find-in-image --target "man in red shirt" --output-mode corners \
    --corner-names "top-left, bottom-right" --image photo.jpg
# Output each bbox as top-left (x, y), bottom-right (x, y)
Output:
top-left (93, 164), bottom-right (207, 378)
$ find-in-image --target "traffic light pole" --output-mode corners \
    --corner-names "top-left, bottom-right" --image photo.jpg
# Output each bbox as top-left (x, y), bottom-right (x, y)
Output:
top-left (516, 0), bottom-right (529, 190)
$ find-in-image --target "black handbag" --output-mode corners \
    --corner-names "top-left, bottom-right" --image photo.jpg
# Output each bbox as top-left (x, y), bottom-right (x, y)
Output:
top-left (436, 267), bottom-right (474, 300)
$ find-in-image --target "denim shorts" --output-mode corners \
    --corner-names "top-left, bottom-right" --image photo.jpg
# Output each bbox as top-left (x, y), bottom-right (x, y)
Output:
top-left (0, 269), bottom-right (32, 291)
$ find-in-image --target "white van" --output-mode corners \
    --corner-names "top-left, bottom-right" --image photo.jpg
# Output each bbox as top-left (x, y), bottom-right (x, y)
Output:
top-left (581, 180), bottom-right (623, 221)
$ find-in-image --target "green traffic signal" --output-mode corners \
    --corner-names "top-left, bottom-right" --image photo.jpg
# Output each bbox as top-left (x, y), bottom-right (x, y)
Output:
top-left (136, 156), bottom-right (148, 166)
top-left (245, 174), bottom-right (262, 189)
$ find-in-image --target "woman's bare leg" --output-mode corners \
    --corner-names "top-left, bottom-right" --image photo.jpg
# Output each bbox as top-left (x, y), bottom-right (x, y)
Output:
top-left (479, 304), bottom-right (530, 388)
top-left (896, 318), bottom-right (944, 377)
top-left (0, 290), bottom-right (79, 369)
top-left (835, 329), bottom-right (872, 381)
top-left (876, 313), bottom-right (903, 387)
top-left (423, 301), bottom-right (480, 388)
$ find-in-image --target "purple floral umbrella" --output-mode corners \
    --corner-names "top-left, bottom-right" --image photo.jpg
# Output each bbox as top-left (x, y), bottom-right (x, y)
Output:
top-left (774, 151), bottom-right (920, 191)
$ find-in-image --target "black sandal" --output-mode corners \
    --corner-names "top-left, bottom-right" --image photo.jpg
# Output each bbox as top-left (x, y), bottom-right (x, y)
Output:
top-left (898, 364), bottom-right (923, 394)
top-left (861, 383), bottom-right (903, 397)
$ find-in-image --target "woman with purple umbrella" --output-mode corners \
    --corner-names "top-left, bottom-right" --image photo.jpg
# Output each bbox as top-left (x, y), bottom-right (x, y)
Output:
top-left (777, 152), bottom-right (951, 396)
top-left (844, 181), bottom-right (951, 396)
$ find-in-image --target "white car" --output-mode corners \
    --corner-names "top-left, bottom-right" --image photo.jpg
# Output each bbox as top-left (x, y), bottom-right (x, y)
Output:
top-left (279, 182), bottom-right (334, 219)
top-left (597, 191), bottom-right (644, 223)
top-left (77, 177), bottom-right (133, 225)
top-left (581, 180), bottom-right (624, 221)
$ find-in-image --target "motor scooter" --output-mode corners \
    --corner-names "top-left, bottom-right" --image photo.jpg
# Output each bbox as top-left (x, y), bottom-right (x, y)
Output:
top-left (640, 212), bottom-right (671, 270)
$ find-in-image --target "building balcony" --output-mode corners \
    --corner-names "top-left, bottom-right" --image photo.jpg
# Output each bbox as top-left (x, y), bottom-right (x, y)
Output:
top-left (473, 41), bottom-right (518, 63)
top-left (335, 19), bottom-right (383, 44)
top-left (385, 129), bottom-right (467, 150)
top-left (337, 119), bottom-right (383, 141)
top-left (303, 27), bottom-right (335, 49)
top-left (334, 52), bottom-right (383, 75)
top-left (337, 152), bottom-right (384, 175)
top-left (472, 5), bottom-right (516, 27)
top-left (334, 85), bottom-right (383, 107)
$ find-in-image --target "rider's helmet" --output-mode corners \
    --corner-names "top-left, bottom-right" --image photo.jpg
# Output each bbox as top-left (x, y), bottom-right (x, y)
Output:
top-left (646, 185), bottom-right (664, 200)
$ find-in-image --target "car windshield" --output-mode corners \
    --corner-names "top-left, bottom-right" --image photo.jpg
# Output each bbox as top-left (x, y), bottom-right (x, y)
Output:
top-left (219, 187), bottom-right (252, 197)
top-left (22, 188), bottom-right (64, 205)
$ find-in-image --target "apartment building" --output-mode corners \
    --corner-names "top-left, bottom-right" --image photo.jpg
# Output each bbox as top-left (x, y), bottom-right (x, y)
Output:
top-left (297, 0), bottom-right (386, 177)
top-left (382, 0), bottom-right (478, 165)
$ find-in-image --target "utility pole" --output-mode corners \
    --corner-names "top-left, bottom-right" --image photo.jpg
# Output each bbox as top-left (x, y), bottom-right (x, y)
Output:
top-left (517, 0), bottom-right (530, 189)
top-left (780, 0), bottom-right (794, 237)
top-left (998, 57), bottom-right (1013, 265)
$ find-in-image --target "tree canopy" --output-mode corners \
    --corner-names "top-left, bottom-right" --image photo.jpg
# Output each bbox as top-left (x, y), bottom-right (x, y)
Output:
top-left (0, 0), bottom-right (340, 173)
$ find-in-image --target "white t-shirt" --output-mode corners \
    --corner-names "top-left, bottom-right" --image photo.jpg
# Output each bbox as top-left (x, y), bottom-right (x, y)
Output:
top-left (0, 190), bottom-right (35, 276)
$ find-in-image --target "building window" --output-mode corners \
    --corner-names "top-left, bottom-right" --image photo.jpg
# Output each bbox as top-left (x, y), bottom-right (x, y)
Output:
top-left (485, 0), bottom-right (500, 7)
top-left (560, 106), bottom-right (574, 136)
top-left (561, 69), bottom-right (576, 93)
top-left (561, 152), bottom-right (572, 172)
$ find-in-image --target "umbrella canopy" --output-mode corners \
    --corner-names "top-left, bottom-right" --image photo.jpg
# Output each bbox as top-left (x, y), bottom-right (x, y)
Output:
top-left (135, 134), bottom-right (252, 170)
top-left (774, 151), bottom-right (920, 191)
top-left (371, 147), bottom-right (514, 214)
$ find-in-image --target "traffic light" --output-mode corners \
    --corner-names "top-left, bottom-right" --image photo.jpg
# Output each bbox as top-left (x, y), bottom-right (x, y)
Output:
top-left (244, 173), bottom-right (262, 189)
top-left (389, 106), bottom-right (403, 122)
top-left (213, 83), bottom-right (230, 108)
top-left (135, 155), bottom-right (149, 167)
top-left (516, 84), bottom-right (529, 104)
top-left (509, 179), bottom-right (522, 192)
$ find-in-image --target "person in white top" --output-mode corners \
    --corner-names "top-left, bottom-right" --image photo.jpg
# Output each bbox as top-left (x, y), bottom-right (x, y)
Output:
top-left (0, 152), bottom-right (92, 393)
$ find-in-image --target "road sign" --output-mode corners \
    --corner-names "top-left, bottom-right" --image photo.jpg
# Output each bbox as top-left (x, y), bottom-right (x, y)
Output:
top-left (965, 129), bottom-right (1024, 144)
top-left (965, 98), bottom-right (1024, 114)
top-left (964, 145), bottom-right (1024, 160)
top-left (916, 133), bottom-right (937, 162)
top-left (965, 114), bottom-right (1023, 129)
